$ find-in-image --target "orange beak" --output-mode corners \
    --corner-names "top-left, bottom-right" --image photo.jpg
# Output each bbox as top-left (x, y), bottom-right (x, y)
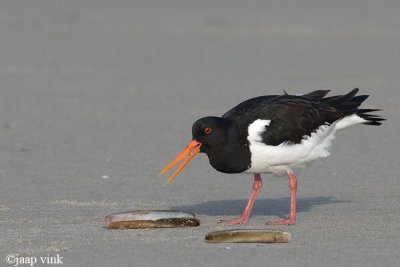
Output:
top-left (159, 140), bottom-right (202, 186)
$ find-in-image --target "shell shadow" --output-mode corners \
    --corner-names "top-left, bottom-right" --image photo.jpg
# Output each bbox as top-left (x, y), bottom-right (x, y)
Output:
top-left (171, 196), bottom-right (350, 219)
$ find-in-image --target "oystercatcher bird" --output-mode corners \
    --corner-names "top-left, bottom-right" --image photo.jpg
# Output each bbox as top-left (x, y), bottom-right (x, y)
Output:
top-left (160, 88), bottom-right (384, 225)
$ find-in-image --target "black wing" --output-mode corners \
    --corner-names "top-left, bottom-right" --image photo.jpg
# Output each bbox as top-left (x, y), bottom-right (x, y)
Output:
top-left (221, 90), bottom-right (331, 119)
top-left (223, 89), bottom-right (381, 146)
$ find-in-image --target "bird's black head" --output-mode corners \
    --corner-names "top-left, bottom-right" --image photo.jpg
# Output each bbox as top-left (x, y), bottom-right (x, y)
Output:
top-left (160, 116), bottom-right (249, 186)
top-left (192, 116), bottom-right (234, 154)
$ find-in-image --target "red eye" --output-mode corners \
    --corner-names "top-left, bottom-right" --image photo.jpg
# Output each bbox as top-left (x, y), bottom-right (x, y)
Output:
top-left (204, 127), bottom-right (213, 135)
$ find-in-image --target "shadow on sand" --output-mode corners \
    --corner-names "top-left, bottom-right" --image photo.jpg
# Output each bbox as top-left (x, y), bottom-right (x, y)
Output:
top-left (171, 196), bottom-right (350, 219)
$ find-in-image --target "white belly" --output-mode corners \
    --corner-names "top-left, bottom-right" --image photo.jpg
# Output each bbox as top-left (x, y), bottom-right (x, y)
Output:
top-left (245, 115), bottom-right (366, 176)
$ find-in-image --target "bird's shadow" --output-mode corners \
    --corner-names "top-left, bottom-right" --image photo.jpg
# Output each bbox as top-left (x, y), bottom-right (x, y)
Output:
top-left (172, 196), bottom-right (350, 219)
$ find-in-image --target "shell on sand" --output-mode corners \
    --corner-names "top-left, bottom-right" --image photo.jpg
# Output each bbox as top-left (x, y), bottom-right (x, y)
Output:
top-left (105, 210), bottom-right (200, 229)
top-left (205, 229), bottom-right (291, 243)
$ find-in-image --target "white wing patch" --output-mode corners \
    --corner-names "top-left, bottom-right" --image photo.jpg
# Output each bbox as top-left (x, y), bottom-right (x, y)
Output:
top-left (247, 119), bottom-right (271, 143)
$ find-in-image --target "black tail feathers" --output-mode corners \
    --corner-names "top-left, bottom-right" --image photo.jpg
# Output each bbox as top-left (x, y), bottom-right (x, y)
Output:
top-left (357, 109), bottom-right (385, 126)
top-left (304, 88), bottom-right (385, 126)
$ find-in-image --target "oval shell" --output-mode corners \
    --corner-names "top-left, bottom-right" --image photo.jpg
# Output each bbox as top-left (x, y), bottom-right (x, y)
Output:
top-left (105, 210), bottom-right (200, 229)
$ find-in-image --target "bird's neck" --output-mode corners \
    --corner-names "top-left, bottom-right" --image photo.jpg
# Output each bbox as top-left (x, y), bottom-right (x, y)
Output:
top-left (207, 138), bottom-right (251, 174)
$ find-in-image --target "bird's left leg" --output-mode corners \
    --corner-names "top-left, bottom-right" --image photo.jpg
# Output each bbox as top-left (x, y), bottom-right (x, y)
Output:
top-left (267, 171), bottom-right (297, 225)
top-left (222, 173), bottom-right (262, 224)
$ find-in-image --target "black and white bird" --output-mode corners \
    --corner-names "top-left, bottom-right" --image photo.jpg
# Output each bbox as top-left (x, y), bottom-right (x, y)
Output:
top-left (160, 88), bottom-right (384, 225)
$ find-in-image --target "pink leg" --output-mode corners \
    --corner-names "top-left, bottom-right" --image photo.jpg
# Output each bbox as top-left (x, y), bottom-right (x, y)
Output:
top-left (267, 172), bottom-right (297, 225)
top-left (222, 173), bottom-right (262, 224)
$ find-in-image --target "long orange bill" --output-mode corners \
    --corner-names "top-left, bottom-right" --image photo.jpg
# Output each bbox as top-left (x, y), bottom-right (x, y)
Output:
top-left (160, 140), bottom-right (201, 187)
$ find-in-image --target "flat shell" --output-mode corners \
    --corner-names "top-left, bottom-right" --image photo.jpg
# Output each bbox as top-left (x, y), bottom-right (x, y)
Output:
top-left (205, 229), bottom-right (290, 243)
top-left (105, 210), bottom-right (200, 229)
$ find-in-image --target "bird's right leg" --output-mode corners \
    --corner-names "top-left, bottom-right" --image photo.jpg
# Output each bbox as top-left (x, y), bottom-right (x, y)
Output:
top-left (267, 171), bottom-right (297, 225)
top-left (222, 173), bottom-right (262, 224)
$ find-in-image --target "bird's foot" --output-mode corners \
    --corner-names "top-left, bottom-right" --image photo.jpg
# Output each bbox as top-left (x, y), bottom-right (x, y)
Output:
top-left (266, 217), bottom-right (295, 225)
top-left (220, 215), bottom-right (249, 225)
